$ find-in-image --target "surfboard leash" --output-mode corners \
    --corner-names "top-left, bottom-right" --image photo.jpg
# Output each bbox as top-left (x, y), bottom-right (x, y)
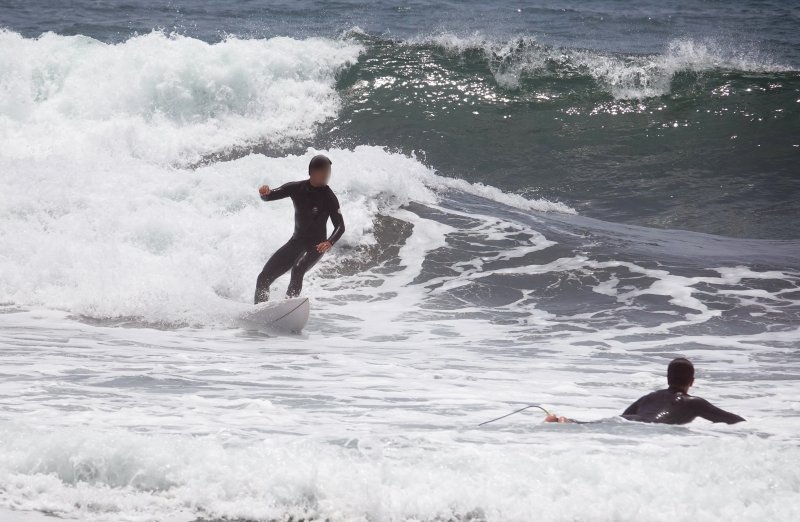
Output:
top-left (478, 404), bottom-right (552, 427)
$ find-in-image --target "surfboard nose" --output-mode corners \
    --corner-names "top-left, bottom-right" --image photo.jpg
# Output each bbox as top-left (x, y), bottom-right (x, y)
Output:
top-left (239, 297), bottom-right (310, 332)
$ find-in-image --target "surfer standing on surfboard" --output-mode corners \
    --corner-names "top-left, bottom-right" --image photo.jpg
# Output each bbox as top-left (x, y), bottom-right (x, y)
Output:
top-left (254, 154), bottom-right (345, 304)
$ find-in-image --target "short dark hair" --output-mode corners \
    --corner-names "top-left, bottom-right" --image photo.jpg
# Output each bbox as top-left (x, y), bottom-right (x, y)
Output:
top-left (667, 358), bottom-right (694, 387)
top-left (308, 154), bottom-right (332, 174)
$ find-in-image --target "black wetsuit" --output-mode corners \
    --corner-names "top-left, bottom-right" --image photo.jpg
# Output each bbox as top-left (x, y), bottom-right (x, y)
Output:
top-left (621, 387), bottom-right (745, 425)
top-left (254, 180), bottom-right (345, 303)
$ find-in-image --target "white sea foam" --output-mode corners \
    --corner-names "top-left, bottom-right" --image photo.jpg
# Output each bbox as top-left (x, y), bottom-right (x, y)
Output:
top-left (0, 30), bottom-right (572, 324)
top-left (0, 145), bottom-right (570, 324)
top-left (1, 306), bottom-right (799, 522)
top-left (0, 29), bottom-right (363, 163)
top-left (1, 422), bottom-right (798, 522)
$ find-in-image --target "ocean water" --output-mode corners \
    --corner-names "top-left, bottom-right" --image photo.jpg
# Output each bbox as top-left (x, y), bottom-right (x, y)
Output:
top-left (1, 1), bottom-right (799, 521)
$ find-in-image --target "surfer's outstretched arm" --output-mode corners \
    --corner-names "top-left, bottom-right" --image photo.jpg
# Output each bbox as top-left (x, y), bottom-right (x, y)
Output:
top-left (259, 181), bottom-right (299, 201)
top-left (691, 398), bottom-right (745, 424)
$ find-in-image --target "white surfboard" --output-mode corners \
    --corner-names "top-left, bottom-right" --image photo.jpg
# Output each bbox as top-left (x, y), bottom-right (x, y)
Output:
top-left (239, 297), bottom-right (310, 332)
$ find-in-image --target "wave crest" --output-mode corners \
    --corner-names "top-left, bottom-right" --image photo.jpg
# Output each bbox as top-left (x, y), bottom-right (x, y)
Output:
top-left (403, 32), bottom-right (791, 99)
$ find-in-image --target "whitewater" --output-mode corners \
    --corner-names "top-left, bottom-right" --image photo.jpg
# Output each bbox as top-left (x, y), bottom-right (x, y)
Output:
top-left (1, 28), bottom-right (799, 522)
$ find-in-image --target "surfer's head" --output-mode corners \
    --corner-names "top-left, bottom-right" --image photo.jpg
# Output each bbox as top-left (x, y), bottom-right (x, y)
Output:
top-left (667, 357), bottom-right (695, 390)
top-left (308, 154), bottom-right (332, 187)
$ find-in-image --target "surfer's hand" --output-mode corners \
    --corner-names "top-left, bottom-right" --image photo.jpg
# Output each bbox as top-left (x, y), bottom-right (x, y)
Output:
top-left (545, 414), bottom-right (570, 423)
top-left (259, 185), bottom-right (270, 197)
top-left (316, 241), bottom-right (332, 254)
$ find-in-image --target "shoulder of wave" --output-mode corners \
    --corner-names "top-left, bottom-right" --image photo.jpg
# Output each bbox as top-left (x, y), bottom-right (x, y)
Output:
top-left (371, 30), bottom-right (796, 75)
top-left (659, 38), bottom-right (794, 74)
top-left (428, 174), bottom-right (576, 214)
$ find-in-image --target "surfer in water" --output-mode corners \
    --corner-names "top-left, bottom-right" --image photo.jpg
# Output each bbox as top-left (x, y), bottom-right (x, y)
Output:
top-left (544, 358), bottom-right (745, 425)
top-left (254, 154), bottom-right (345, 304)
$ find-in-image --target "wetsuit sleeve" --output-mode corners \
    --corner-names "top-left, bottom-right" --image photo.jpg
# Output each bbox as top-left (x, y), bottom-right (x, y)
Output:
top-left (261, 181), bottom-right (298, 202)
top-left (692, 398), bottom-right (746, 424)
top-left (326, 189), bottom-right (345, 245)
